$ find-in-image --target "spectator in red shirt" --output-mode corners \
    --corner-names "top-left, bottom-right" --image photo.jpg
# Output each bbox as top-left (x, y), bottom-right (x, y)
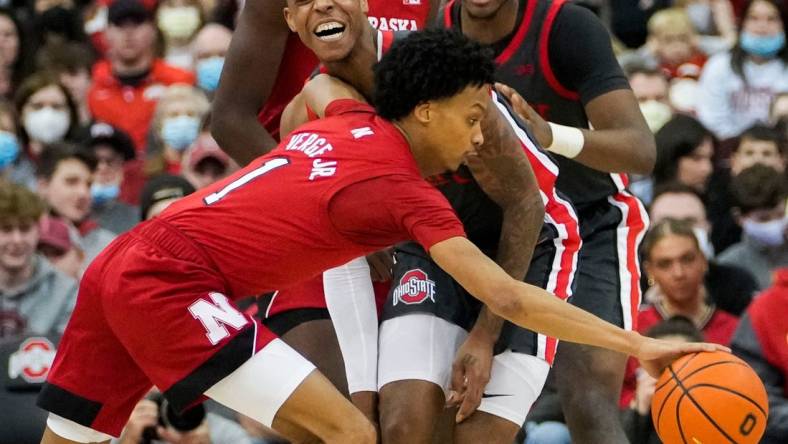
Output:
top-left (88, 0), bottom-right (195, 204)
top-left (731, 267), bottom-right (788, 443)
top-left (620, 218), bottom-right (740, 407)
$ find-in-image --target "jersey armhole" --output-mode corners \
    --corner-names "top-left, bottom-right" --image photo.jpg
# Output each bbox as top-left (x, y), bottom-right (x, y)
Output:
top-left (540, 0), bottom-right (580, 101)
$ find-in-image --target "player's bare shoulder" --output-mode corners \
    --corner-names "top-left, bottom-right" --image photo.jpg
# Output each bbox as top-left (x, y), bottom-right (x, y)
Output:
top-left (302, 74), bottom-right (368, 118)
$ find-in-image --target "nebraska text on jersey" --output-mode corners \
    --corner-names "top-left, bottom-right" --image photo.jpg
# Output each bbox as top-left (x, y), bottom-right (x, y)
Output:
top-left (368, 16), bottom-right (418, 31)
top-left (393, 269), bottom-right (436, 305)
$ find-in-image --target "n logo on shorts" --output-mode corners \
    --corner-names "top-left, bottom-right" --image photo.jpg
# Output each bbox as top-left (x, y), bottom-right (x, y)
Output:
top-left (392, 269), bottom-right (436, 306)
top-left (189, 293), bottom-right (249, 345)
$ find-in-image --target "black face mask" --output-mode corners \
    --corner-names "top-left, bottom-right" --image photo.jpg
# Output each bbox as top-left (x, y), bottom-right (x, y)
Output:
top-left (37, 5), bottom-right (82, 42)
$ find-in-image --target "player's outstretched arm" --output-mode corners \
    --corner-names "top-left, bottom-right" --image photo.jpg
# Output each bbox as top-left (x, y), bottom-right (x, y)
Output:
top-left (211, 0), bottom-right (287, 165)
top-left (449, 98), bottom-right (545, 422)
top-left (429, 237), bottom-right (729, 377)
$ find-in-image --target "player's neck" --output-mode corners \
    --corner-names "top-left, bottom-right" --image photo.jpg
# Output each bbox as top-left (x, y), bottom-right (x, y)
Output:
top-left (459, 0), bottom-right (520, 45)
top-left (323, 23), bottom-right (378, 100)
top-left (394, 119), bottom-right (443, 177)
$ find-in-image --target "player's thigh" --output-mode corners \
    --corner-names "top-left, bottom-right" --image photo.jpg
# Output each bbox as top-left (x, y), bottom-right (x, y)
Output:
top-left (456, 351), bottom-right (550, 444)
top-left (206, 338), bottom-right (373, 443)
top-left (274, 313), bottom-right (350, 397)
top-left (378, 313), bottom-right (467, 393)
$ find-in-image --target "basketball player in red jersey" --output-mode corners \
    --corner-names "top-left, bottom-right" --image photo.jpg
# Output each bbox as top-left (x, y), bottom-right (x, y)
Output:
top-left (211, 0), bottom-right (437, 161)
top-left (211, 0), bottom-right (441, 426)
top-left (442, 0), bottom-right (655, 442)
top-left (39, 30), bottom-right (724, 444)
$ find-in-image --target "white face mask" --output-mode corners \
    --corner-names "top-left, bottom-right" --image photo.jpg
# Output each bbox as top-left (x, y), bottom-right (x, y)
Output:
top-left (24, 107), bottom-right (70, 144)
top-left (639, 100), bottom-right (673, 133)
top-left (157, 6), bottom-right (201, 40)
top-left (743, 217), bottom-right (788, 247)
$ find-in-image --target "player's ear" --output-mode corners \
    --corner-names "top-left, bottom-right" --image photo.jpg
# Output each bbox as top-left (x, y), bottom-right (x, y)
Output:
top-left (413, 102), bottom-right (432, 125)
top-left (360, 0), bottom-right (369, 14)
top-left (283, 7), bottom-right (298, 32)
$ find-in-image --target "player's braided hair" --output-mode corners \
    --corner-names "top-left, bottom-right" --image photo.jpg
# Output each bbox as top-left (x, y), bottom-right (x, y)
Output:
top-left (373, 29), bottom-right (495, 121)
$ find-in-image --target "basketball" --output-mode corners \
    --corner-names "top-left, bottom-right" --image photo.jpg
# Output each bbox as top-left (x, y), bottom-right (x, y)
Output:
top-left (651, 351), bottom-right (769, 444)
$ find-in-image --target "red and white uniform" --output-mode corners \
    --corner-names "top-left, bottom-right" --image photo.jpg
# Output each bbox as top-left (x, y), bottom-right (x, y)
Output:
top-left (38, 100), bottom-right (465, 437)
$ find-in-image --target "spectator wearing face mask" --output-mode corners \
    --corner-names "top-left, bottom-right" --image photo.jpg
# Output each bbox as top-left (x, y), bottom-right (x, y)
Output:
top-left (157, 0), bottom-right (206, 70)
top-left (36, 42), bottom-right (96, 129)
top-left (147, 84), bottom-right (209, 176)
top-left (697, 0), bottom-right (788, 140)
top-left (707, 124), bottom-right (786, 253)
top-left (0, 181), bottom-right (77, 339)
top-left (648, 182), bottom-right (758, 316)
top-left (627, 65), bottom-right (673, 133)
top-left (85, 122), bottom-right (138, 234)
top-left (89, 0), bottom-right (195, 204)
top-left (719, 163), bottom-right (788, 288)
top-left (35, 143), bottom-right (115, 265)
top-left (191, 23), bottom-right (231, 96)
top-left (0, 99), bottom-right (36, 190)
top-left (14, 72), bottom-right (79, 161)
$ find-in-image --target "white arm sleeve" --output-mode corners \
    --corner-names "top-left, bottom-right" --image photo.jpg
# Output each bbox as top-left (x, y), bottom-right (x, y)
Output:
top-left (323, 256), bottom-right (379, 394)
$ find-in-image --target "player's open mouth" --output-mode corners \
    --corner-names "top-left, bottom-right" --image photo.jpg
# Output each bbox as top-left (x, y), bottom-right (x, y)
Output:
top-left (314, 21), bottom-right (346, 42)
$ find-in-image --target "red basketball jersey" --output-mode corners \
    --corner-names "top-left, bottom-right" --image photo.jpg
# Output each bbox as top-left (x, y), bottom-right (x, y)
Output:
top-left (165, 100), bottom-right (464, 298)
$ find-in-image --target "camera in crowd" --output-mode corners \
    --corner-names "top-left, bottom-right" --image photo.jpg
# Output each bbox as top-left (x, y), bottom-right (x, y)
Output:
top-left (141, 392), bottom-right (206, 443)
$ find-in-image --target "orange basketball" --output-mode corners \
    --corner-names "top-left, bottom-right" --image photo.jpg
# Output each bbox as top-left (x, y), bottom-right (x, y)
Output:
top-left (651, 351), bottom-right (769, 444)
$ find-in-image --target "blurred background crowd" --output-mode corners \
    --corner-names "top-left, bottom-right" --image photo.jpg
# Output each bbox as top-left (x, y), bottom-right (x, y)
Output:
top-left (0, 0), bottom-right (785, 443)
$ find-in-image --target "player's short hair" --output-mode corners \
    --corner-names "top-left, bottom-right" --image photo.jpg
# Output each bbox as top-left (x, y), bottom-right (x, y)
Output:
top-left (731, 164), bottom-right (787, 215)
top-left (372, 29), bottom-right (495, 121)
top-left (0, 180), bottom-right (45, 228)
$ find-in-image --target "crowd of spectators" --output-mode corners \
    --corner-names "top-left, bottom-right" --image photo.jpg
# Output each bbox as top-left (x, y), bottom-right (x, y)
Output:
top-left (0, 0), bottom-right (784, 443)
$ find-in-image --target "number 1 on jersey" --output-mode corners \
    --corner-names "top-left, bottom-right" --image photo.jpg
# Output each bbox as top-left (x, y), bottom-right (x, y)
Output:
top-left (204, 157), bottom-right (290, 205)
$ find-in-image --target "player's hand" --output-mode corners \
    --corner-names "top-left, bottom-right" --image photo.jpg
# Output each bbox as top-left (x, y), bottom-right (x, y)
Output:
top-left (366, 248), bottom-right (394, 282)
top-left (635, 336), bottom-right (730, 379)
top-left (448, 332), bottom-right (495, 423)
top-left (494, 82), bottom-right (552, 148)
top-left (119, 399), bottom-right (159, 444)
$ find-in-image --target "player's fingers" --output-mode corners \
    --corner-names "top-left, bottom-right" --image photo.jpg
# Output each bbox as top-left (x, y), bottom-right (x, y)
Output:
top-left (679, 342), bottom-right (730, 354)
top-left (450, 360), bottom-right (467, 395)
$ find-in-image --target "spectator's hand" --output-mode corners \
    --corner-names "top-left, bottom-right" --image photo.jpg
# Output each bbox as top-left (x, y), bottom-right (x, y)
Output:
top-left (157, 421), bottom-right (211, 444)
top-left (366, 248), bottom-right (394, 282)
top-left (635, 337), bottom-right (729, 379)
top-left (448, 331), bottom-right (495, 423)
top-left (119, 399), bottom-right (159, 444)
top-left (634, 369), bottom-right (657, 415)
top-left (494, 82), bottom-right (552, 148)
